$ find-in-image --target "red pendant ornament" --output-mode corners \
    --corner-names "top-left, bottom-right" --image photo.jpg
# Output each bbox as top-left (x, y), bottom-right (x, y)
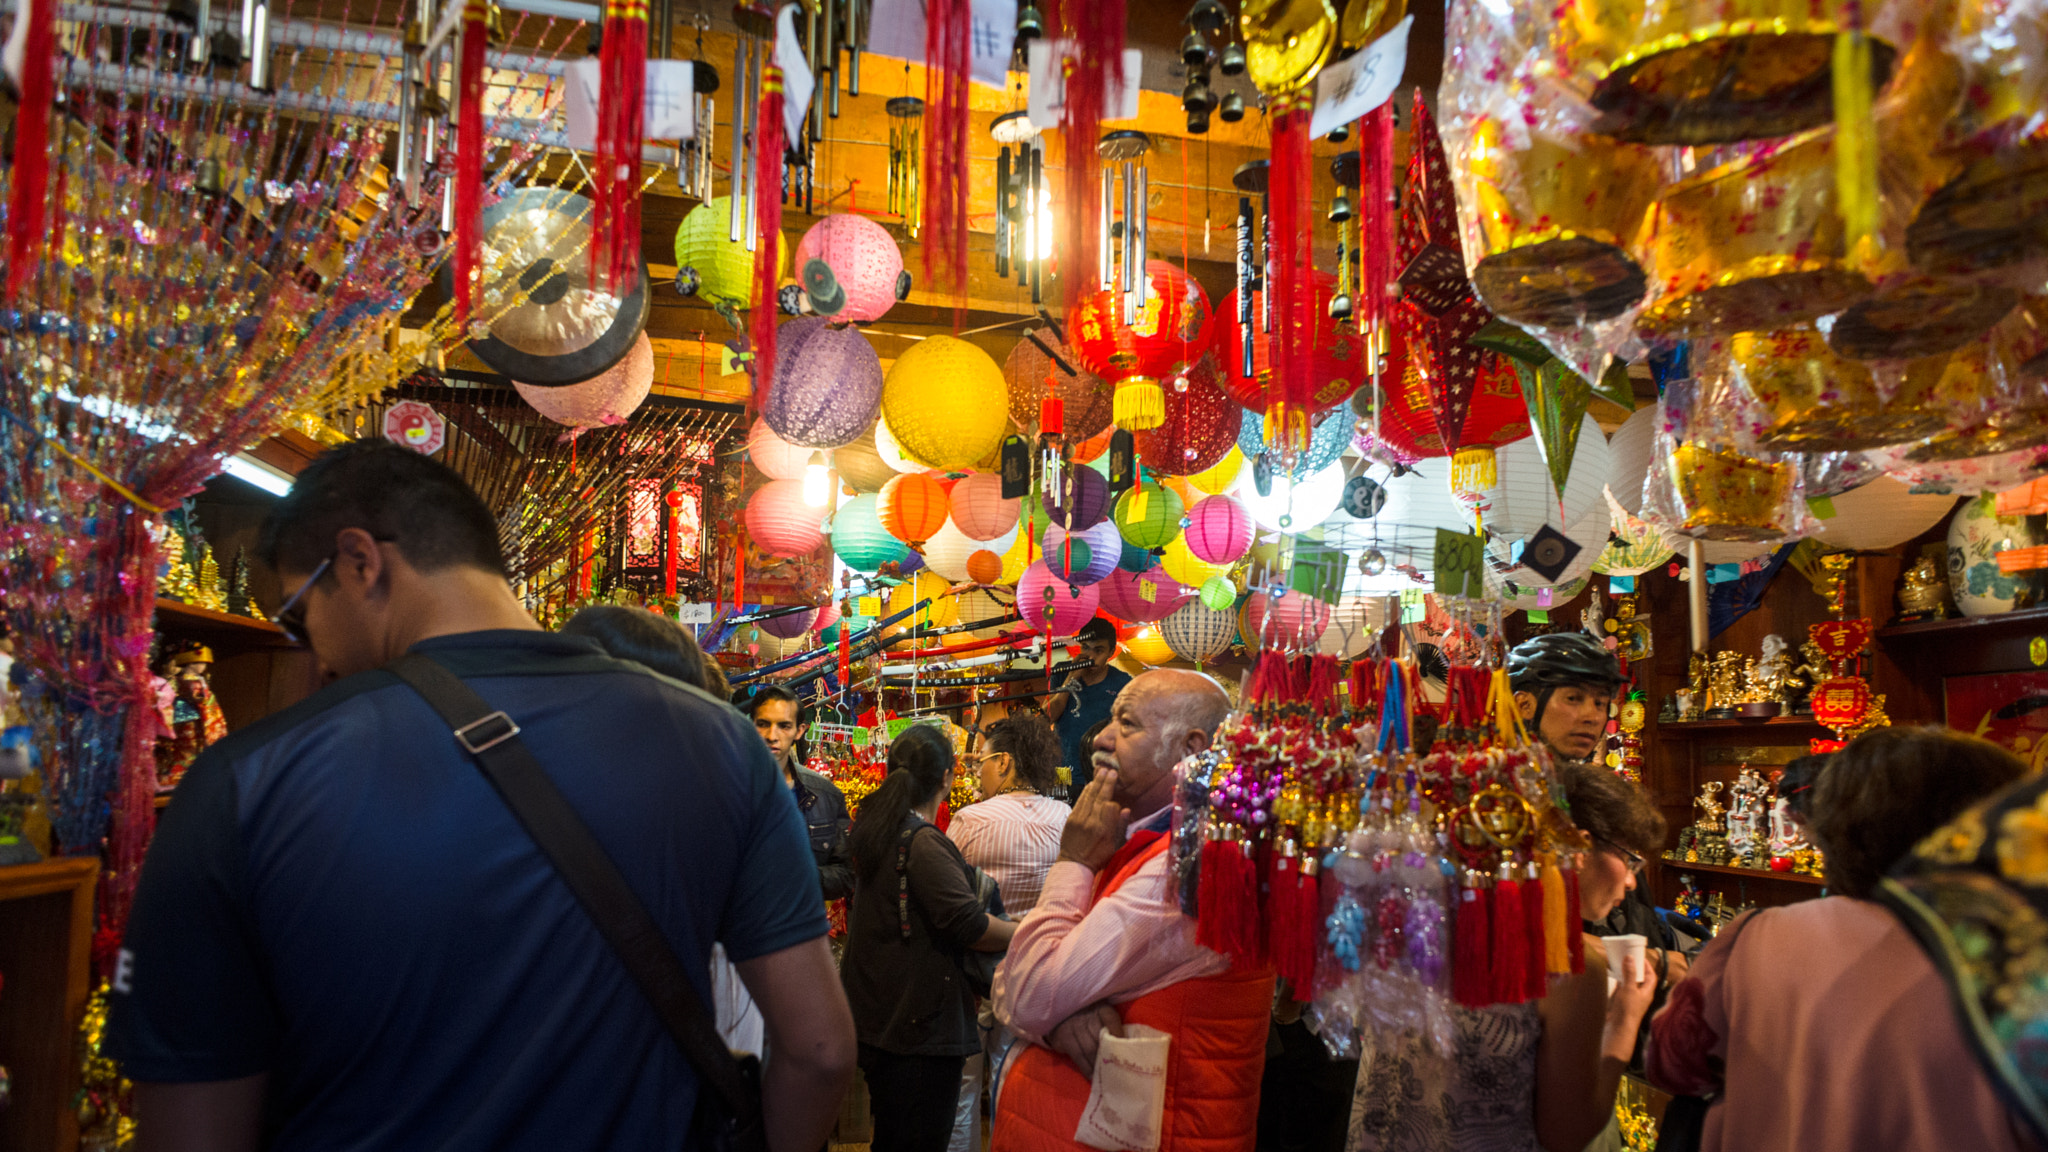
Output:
top-left (452, 0), bottom-right (491, 325)
top-left (1068, 258), bottom-right (1209, 432)
top-left (592, 0), bottom-right (648, 295)
top-left (4, 0), bottom-right (54, 302)
top-left (1263, 99), bottom-right (1320, 458)
top-left (1360, 101), bottom-right (1397, 343)
top-left (922, 0), bottom-right (971, 295)
top-left (1211, 274), bottom-right (1365, 416)
top-left (751, 64), bottom-right (787, 409)
top-left (1365, 338), bottom-right (1529, 463)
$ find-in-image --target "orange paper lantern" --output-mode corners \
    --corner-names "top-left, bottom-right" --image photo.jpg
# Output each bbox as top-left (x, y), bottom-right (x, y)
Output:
top-left (878, 472), bottom-right (950, 547)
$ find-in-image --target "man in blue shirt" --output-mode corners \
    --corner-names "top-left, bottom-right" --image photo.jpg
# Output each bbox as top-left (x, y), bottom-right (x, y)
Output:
top-left (107, 440), bottom-right (855, 1152)
top-left (1044, 617), bottom-right (1132, 794)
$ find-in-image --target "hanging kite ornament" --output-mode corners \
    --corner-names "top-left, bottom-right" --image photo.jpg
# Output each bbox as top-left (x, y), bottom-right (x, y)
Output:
top-left (592, 0), bottom-right (652, 296)
top-left (992, 111), bottom-right (1050, 306)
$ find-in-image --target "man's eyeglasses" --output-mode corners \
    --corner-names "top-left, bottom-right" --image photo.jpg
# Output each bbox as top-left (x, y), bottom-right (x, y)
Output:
top-left (270, 556), bottom-right (332, 646)
top-left (1597, 837), bottom-right (1647, 876)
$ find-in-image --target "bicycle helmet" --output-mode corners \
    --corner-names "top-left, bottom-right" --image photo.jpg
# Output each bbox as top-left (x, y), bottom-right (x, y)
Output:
top-left (1506, 632), bottom-right (1624, 732)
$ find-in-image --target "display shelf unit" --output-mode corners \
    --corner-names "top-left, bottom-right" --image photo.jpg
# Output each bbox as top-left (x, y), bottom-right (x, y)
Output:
top-left (1658, 715), bottom-right (1827, 731)
top-left (0, 857), bottom-right (98, 1152)
top-left (1663, 859), bottom-right (1827, 888)
top-left (151, 597), bottom-right (320, 739)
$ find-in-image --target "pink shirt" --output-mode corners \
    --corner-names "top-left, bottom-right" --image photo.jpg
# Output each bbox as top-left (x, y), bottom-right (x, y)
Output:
top-left (1647, 896), bottom-right (2044, 1152)
top-left (991, 819), bottom-right (1231, 1045)
top-left (948, 791), bottom-right (1071, 915)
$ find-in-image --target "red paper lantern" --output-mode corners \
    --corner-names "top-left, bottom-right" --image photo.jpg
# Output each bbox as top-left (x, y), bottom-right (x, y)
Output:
top-left (1359, 332), bottom-right (1530, 463)
top-left (1068, 259), bottom-right (1210, 432)
top-left (1211, 274), bottom-right (1366, 419)
top-left (1132, 357), bottom-right (1239, 477)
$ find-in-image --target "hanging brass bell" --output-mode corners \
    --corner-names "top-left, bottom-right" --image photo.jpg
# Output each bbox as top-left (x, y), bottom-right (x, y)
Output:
top-left (1187, 109), bottom-right (1212, 134)
top-left (1218, 41), bottom-right (1247, 75)
top-left (194, 157), bottom-right (226, 196)
top-left (1182, 73), bottom-right (1216, 113)
top-left (1328, 190), bottom-right (1353, 222)
top-left (1329, 291), bottom-right (1354, 320)
top-left (1016, 3), bottom-right (1043, 41)
top-left (1181, 31), bottom-right (1210, 67)
top-left (1187, 0), bottom-right (1230, 35)
top-left (1219, 90), bottom-right (1246, 121)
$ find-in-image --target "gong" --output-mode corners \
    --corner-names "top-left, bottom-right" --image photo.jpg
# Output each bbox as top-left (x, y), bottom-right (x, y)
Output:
top-left (447, 186), bottom-right (651, 387)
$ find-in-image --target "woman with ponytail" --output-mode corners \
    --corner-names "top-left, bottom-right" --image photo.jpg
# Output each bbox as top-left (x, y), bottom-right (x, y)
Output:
top-left (843, 724), bottom-right (1016, 1152)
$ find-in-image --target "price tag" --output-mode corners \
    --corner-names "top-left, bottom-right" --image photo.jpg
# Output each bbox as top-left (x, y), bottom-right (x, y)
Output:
top-left (676, 602), bottom-right (714, 624)
top-left (1528, 609), bottom-right (1550, 623)
top-left (1026, 40), bottom-right (1144, 129)
top-left (1309, 15), bottom-right (1411, 136)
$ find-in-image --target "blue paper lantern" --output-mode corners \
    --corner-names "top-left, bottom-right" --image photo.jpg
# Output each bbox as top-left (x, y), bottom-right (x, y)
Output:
top-left (832, 493), bottom-right (910, 573)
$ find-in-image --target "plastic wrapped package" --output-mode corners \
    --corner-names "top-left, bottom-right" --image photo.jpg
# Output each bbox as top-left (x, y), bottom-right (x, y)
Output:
top-left (1438, 0), bottom-right (1662, 334)
top-left (1905, 0), bottom-right (2048, 277)
top-left (1799, 449), bottom-right (1887, 498)
top-left (1546, 0), bottom-right (1928, 145)
top-left (1721, 328), bottom-right (1967, 450)
top-left (1896, 312), bottom-right (2048, 461)
top-left (1872, 441), bottom-right (2048, 493)
top-left (1643, 382), bottom-right (1816, 542)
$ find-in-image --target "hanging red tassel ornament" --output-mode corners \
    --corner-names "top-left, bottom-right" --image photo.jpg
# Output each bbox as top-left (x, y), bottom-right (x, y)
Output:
top-left (1054, 0), bottom-right (1125, 317)
top-left (837, 598), bottom-right (853, 684)
top-left (1262, 98), bottom-right (1317, 460)
top-left (452, 0), bottom-right (491, 326)
top-left (1269, 843), bottom-right (1318, 991)
top-left (4, 0), bottom-right (55, 302)
top-left (1452, 879), bottom-right (1491, 1008)
top-left (751, 65), bottom-right (787, 410)
top-left (1360, 101), bottom-right (1396, 344)
top-left (1197, 831), bottom-right (1259, 967)
top-left (591, 0), bottom-right (648, 295)
top-left (1491, 870), bottom-right (1528, 1005)
top-left (1563, 863), bottom-right (1586, 973)
top-left (921, 0), bottom-right (971, 296)
top-left (1521, 861), bottom-right (1549, 1000)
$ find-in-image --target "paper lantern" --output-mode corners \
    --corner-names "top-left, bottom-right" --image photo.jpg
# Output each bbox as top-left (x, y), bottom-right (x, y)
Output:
top-left (920, 518), bottom-right (985, 582)
top-left (1241, 408), bottom-right (1355, 476)
top-left (758, 606), bottom-right (820, 639)
top-left (1097, 567), bottom-right (1192, 624)
top-left (811, 600), bottom-right (842, 635)
top-left (745, 480), bottom-right (826, 559)
top-left (997, 522), bottom-right (1035, 583)
top-left (1041, 519), bottom-right (1122, 586)
top-left (834, 426), bottom-right (899, 493)
top-left (1810, 477), bottom-right (1962, 551)
top-left (1071, 424), bottom-right (1115, 464)
top-left (1120, 539), bottom-right (1160, 573)
top-left (1114, 483), bottom-right (1185, 550)
top-left (729, 624), bottom-right (807, 661)
top-left (874, 418), bottom-right (932, 473)
top-left (1488, 414), bottom-right (1613, 542)
top-left (832, 492), bottom-right (910, 572)
top-left (747, 419), bottom-right (815, 481)
top-left (1016, 561), bottom-right (1103, 636)
top-left (1160, 599), bottom-right (1237, 663)
top-left (514, 333), bottom-right (653, 431)
top-left (881, 335), bottom-right (1010, 470)
top-left (878, 472), bottom-right (951, 547)
top-left (1185, 495), bottom-right (1254, 565)
top-left (1358, 337), bottom-right (1531, 463)
top-left (1211, 275), bottom-right (1366, 415)
top-left (674, 196), bottom-right (772, 309)
top-left (1239, 590), bottom-right (1334, 650)
top-left (1318, 596), bottom-right (1386, 659)
top-left (1132, 357), bottom-right (1240, 476)
top-left (1068, 259), bottom-right (1211, 431)
top-left (1124, 626), bottom-right (1176, 667)
top-left (1005, 330), bottom-right (1115, 441)
top-left (1196, 577), bottom-right (1234, 612)
top-left (1161, 534), bottom-right (1228, 587)
top-left (1189, 447), bottom-right (1245, 495)
top-left (1607, 404), bottom-right (1658, 516)
top-left (1486, 509), bottom-right (1609, 599)
top-left (1042, 464), bottom-right (1111, 530)
top-left (951, 472), bottom-right (1020, 540)
top-left (792, 213), bottom-right (904, 323)
top-left (764, 317), bottom-right (884, 449)
top-left (887, 570), bottom-right (961, 633)
top-left (965, 549), bottom-right (1005, 584)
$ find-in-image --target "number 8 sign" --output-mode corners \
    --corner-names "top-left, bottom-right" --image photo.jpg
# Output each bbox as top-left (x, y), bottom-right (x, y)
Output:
top-left (383, 400), bottom-right (445, 455)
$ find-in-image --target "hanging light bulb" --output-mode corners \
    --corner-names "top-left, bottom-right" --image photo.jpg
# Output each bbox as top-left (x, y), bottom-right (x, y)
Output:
top-left (804, 451), bottom-right (832, 506)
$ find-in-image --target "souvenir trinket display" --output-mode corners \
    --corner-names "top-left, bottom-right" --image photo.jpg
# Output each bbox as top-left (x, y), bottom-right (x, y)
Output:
top-left (1670, 781), bottom-right (1730, 865)
top-left (1608, 693), bottom-right (1646, 785)
top-left (1724, 768), bottom-right (1771, 868)
top-left (1894, 547), bottom-right (1955, 623)
top-left (1747, 634), bottom-right (1805, 713)
top-left (1704, 652), bottom-right (1748, 718)
top-left (153, 647), bottom-right (227, 792)
top-left (1806, 619), bottom-right (1890, 740)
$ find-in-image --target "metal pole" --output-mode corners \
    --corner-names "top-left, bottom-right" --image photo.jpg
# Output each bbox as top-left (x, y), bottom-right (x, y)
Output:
top-left (1688, 539), bottom-right (1708, 653)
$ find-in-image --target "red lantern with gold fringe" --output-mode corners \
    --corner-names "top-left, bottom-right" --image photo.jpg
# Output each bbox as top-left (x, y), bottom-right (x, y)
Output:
top-left (592, 0), bottom-right (648, 296)
top-left (1134, 356), bottom-right (1240, 477)
top-left (1263, 99), bottom-right (1320, 458)
top-left (1212, 275), bottom-right (1365, 417)
top-left (1068, 259), bottom-right (1209, 432)
top-left (1050, 0), bottom-right (1126, 318)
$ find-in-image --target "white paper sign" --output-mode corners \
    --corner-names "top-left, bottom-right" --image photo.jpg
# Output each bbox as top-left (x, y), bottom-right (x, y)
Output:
top-left (866, 0), bottom-right (1019, 90)
top-left (775, 4), bottom-right (816, 142)
top-left (1309, 15), bottom-right (1411, 137)
top-left (1025, 41), bottom-right (1144, 131)
top-left (563, 57), bottom-right (698, 151)
top-left (1074, 1024), bottom-right (1171, 1152)
top-left (677, 602), bottom-right (715, 624)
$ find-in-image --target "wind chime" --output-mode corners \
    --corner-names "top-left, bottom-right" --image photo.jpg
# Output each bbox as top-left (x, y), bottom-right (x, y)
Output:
top-left (1099, 131), bottom-right (1152, 328)
top-left (992, 111), bottom-right (1048, 305)
top-left (1329, 151), bottom-right (1358, 321)
top-left (887, 95), bottom-right (925, 237)
top-left (1180, 1), bottom-right (1224, 135)
top-left (673, 15), bottom-right (719, 201)
top-left (1232, 159), bottom-right (1270, 399)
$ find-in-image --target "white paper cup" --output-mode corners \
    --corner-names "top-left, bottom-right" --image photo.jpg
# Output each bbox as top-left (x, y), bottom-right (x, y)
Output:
top-left (1602, 933), bottom-right (1647, 995)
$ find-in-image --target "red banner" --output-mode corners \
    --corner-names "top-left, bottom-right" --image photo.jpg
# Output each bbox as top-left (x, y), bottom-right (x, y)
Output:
top-left (1811, 676), bottom-right (1872, 733)
top-left (1808, 619), bottom-right (1874, 663)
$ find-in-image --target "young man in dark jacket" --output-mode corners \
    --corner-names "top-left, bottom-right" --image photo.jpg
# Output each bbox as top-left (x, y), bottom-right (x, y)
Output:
top-left (745, 685), bottom-right (855, 902)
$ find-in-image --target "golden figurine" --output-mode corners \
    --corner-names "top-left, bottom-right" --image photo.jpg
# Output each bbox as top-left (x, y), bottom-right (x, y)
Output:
top-left (1817, 552), bottom-right (1854, 617)
top-left (1895, 549), bottom-right (1954, 623)
top-left (1749, 634), bottom-right (1803, 711)
top-left (1706, 651), bottom-right (1747, 717)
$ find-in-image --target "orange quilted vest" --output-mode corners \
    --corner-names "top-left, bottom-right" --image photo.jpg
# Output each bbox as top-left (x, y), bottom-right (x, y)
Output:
top-left (990, 836), bottom-right (1276, 1152)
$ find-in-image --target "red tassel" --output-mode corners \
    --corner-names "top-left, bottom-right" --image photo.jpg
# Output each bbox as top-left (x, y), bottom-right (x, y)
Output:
top-left (1491, 876), bottom-right (1528, 1005)
top-left (592, 0), bottom-right (647, 295)
top-left (1452, 881), bottom-right (1491, 1008)
top-left (1360, 102), bottom-right (1396, 341)
top-left (1263, 101), bottom-right (1317, 457)
top-left (1270, 850), bottom-right (1318, 991)
top-left (1521, 864), bottom-right (1549, 1000)
top-left (837, 597), bottom-right (852, 684)
top-left (751, 67), bottom-right (787, 411)
top-left (452, 0), bottom-right (490, 325)
top-left (1197, 836), bottom-right (1258, 968)
top-left (921, 0), bottom-right (971, 297)
top-left (5, 0), bottom-right (55, 302)
top-left (1564, 867), bottom-right (1586, 974)
top-left (1054, 0), bottom-right (1125, 317)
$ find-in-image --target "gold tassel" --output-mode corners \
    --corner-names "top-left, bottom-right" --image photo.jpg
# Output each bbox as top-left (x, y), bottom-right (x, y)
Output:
top-left (1833, 27), bottom-right (1880, 271)
top-left (1451, 446), bottom-right (1498, 496)
top-left (1114, 378), bottom-right (1167, 431)
top-left (1541, 854), bottom-right (1571, 975)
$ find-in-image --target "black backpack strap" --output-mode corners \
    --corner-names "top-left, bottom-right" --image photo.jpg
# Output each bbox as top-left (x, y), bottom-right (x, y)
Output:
top-left (385, 652), bottom-right (760, 1127)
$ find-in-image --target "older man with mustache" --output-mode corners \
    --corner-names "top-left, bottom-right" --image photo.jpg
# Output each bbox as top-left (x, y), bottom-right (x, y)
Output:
top-left (988, 669), bottom-right (1272, 1152)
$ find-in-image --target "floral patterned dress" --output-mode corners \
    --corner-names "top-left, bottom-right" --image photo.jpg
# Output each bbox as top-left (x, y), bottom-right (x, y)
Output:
top-left (1347, 1002), bottom-right (1544, 1152)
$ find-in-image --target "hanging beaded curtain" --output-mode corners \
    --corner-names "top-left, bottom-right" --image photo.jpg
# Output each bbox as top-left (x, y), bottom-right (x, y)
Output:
top-left (0, 1), bottom-right (575, 975)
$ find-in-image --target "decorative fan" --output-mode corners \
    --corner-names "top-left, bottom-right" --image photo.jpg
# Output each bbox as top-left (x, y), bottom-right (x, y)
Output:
top-left (454, 186), bottom-right (651, 386)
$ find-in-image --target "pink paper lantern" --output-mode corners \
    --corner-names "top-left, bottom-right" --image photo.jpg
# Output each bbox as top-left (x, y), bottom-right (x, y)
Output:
top-left (746, 479), bottom-right (826, 558)
top-left (1097, 567), bottom-right (1192, 624)
top-left (747, 419), bottom-right (815, 481)
top-left (514, 332), bottom-right (653, 432)
top-left (1240, 590), bottom-right (1333, 649)
top-left (951, 472), bottom-right (1021, 541)
top-left (1185, 495), bottom-right (1254, 565)
top-left (793, 214), bottom-right (905, 323)
top-left (758, 606), bottom-right (820, 639)
top-left (1016, 561), bottom-right (1103, 637)
top-left (811, 599), bottom-right (842, 634)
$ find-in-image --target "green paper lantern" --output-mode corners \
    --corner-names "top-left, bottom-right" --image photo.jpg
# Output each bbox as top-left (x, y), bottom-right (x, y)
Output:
top-left (1114, 482), bottom-right (1186, 550)
top-left (1049, 538), bottom-right (1096, 583)
top-left (674, 196), bottom-right (773, 309)
top-left (832, 493), bottom-right (910, 573)
top-left (1199, 576), bottom-right (1237, 612)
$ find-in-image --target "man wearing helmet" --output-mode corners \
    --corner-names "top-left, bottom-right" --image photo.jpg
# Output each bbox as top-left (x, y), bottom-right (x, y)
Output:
top-left (1506, 631), bottom-right (1626, 765)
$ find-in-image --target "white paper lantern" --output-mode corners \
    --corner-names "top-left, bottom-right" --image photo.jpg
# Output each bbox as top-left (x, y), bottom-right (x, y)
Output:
top-left (1241, 462), bottom-right (1349, 533)
top-left (747, 419), bottom-right (815, 481)
top-left (874, 418), bottom-right (930, 473)
top-left (1810, 477), bottom-right (1961, 551)
top-left (1317, 595), bottom-right (1389, 658)
top-left (1606, 404), bottom-right (1659, 516)
top-left (1160, 599), bottom-right (1238, 663)
top-left (1485, 508), bottom-right (1608, 602)
top-left (1489, 414), bottom-right (1612, 541)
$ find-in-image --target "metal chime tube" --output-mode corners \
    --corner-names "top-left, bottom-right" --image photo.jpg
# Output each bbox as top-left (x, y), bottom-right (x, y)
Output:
top-left (823, 0), bottom-right (839, 118)
top-left (189, 0), bottom-right (212, 63)
top-left (1098, 168), bottom-right (1115, 291)
top-left (248, 0), bottom-right (272, 88)
top-left (1120, 160), bottom-right (1137, 326)
top-left (744, 37), bottom-right (760, 252)
top-left (804, 2), bottom-right (820, 141)
top-left (240, 0), bottom-right (255, 51)
top-left (1259, 193), bottom-right (1271, 333)
top-left (729, 36), bottom-right (750, 242)
top-left (995, 146), bottom-right (1011, 279)
top-left (846, 0), bottom-right (861, 94)
top-left (1029, 144), bottom-right (1043, 304)
top-left (1134, 164), bottom-right (1148, 290)
top-left (1236, 196), bottom-right (1254, 379)
top-left (394, 47), bottom-right (419, 201)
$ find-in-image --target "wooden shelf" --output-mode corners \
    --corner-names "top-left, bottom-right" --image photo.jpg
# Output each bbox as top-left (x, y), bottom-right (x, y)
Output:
top-left (0, 856), bottom-right (98, 1152)
top-left (1662, 858), bottom-right (1827, 887)
top-left (1657, 715), bottom-right (1826, 731)
top-left (1878, 605), bottom-right (2048, 640)
top-left (154, 597), bottom-right (286, 639)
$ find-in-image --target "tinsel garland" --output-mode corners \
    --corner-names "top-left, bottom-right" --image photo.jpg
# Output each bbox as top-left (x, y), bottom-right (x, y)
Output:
top-left (921, 0), bottom-right (972, 296)
top-left (4, 0), bottom-right (54, 302)
top-left (592, 0), bottom-right (648, 294)
top-left (751, 65), bottom-right (787, 408)
top-left (452, 0), bottom-right (492, 324)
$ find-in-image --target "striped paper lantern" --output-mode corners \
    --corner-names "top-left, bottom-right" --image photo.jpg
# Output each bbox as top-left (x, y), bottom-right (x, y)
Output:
top-left (1240, 590), bottom-right (1334, 650)
top-left (1160, 599), bottom-right (1238, 663)
top-left (1017, 561), bottom-right (1102, 637)
top-left (1160, 535), bottom-right (1227, 587)
top-left (887, 570), bottom-right (960, 631)
top-left (1114, 482), bottom-right (1186, 550)
top-left (951, 471), bottom-right (1021, 540)
top-left (1041, 519), bottom-right (1123, 586)
top-left (758, 606), bottom-right (820, 639)
top-left (1124, 626), bottom-right (1176, 667)
top-left (765, 316), bottom-right (884, 449)
top-left (1185, 495), bottom-right (1254, 565)
top-left (747, 419), bottom-right (814, 481)
top-left (878, 472), bottom-right (951, 546)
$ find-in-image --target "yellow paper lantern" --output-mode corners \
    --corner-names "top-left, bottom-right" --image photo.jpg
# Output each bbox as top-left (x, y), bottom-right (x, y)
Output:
top-left (999, 523), bottom-right (1035, 585)
top-left (1160, 535), bottom-right (1227, 587)
top-left (886, 570), bottom-right (960, 635)
top-left (881, 336), bottom-right (1010, 470)
top-left (1188, 447), bottom-right (1246, 495)
top-left (1124, 625), bottom-right (1176, 668)
top-left (953, 586), bottom-right (1013, 639)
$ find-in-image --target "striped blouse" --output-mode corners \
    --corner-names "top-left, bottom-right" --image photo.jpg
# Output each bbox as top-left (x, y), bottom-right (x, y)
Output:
top-left (946, 791), bottom-right (1071, 915)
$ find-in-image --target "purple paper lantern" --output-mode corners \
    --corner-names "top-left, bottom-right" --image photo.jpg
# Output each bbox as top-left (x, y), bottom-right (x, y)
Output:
top-left (764, 316), bottom-right (885, 449)
top-left (1042, 464), bottom-right (1111, 530)
top-left (758, 606), bottom-right (820, 639)
top-left (1041, 519), bottom-right (1121, 586)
